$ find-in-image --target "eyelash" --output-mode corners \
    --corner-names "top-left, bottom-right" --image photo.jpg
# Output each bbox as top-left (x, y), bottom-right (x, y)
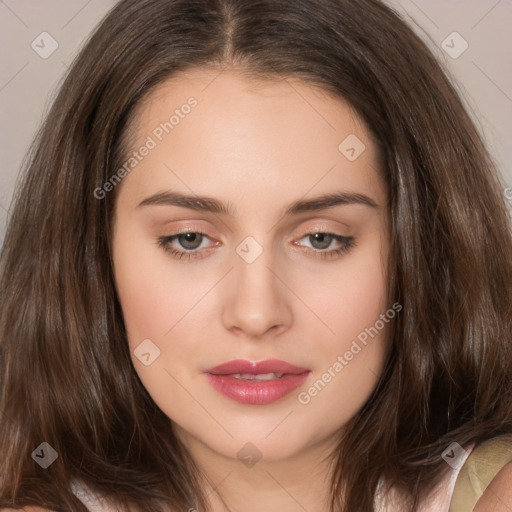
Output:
top-left (156, 230), bottom-right (356, 261)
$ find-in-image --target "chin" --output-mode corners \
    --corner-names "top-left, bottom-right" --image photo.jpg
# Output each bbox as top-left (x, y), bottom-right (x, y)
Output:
top-left (175, 411), bottom-right (331, 464)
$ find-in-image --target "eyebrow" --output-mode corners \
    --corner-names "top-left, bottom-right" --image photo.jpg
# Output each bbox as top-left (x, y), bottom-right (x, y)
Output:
top-left (137, 190), bottom-right (378, 216)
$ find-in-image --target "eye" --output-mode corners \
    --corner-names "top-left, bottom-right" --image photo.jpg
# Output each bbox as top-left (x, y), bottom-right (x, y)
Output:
top-left (294, 232), bottom-right (356, 259)
top-left (157, 232), bottom-right (217, 260)
top-left (157, 231), bottom-right (356, 262)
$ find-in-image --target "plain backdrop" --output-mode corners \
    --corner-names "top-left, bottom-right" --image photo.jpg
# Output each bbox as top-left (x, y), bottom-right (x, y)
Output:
top-left (0, 0), bottom-right (511, 248)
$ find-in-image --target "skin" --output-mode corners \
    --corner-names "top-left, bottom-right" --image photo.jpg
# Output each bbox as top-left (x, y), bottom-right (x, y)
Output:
top-left (111, 67), bottom-right (391, 511)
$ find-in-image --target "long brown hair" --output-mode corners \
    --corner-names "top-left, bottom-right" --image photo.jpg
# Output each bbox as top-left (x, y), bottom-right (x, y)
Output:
top-left (1, 0), bottom-right (511, 510)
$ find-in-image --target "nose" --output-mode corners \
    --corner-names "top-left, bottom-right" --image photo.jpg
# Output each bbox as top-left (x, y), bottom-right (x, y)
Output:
top-left (221, 248), bottom-right (293, 339)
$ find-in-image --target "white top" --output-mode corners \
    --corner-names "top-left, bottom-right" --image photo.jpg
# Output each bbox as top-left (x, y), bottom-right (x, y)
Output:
top-left (71, 480), bottom-right (115, 511)
top-left (71, 445), bottom-right (473, 511)
top-left (374, 443), bottom-right (474, 511)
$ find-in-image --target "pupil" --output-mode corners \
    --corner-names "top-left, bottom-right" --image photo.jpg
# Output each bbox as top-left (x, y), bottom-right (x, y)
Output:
top-left (180, 233), bottom-right (202, 249)
top-left (311, 233), bottom-right (331, 250)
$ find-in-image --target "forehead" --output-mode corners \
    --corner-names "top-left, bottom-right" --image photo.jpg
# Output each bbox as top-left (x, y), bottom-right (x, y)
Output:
top-left (118, 67), bottom-right (386, 212)
top-left (130, 67), bottom-right (371, 145)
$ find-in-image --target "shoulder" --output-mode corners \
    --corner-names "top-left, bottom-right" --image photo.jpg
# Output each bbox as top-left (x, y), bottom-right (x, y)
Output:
top-left (473, 461), bottom-right (512, 512)
top-left (450, 435), bottom-right (512, 511)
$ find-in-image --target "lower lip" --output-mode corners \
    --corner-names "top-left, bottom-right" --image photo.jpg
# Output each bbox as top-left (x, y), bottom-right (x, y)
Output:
top-left (205, 373), bottom-right (310, 405)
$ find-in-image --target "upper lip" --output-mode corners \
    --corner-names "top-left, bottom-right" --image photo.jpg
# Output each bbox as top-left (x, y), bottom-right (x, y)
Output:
top-left (205, 359), bottom-right (309, 375)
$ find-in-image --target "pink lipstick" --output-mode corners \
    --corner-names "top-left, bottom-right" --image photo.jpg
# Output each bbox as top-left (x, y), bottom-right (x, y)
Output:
top-left (204, 359), bottom-right (310, 405)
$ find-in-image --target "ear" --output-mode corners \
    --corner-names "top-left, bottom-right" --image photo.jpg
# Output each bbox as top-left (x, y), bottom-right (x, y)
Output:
top-left (473, 462), bottom-right (512, 511)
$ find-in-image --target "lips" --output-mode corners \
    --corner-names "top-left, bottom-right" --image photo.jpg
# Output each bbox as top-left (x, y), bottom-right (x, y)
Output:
top-left (207, 359), bottom-right (308, 376)
top-left (204, 359), bottom-right (310, 405)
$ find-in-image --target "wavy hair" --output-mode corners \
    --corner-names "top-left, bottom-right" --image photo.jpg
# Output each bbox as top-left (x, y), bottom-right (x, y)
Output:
top-left (1, 0), bottom-right (512, 510)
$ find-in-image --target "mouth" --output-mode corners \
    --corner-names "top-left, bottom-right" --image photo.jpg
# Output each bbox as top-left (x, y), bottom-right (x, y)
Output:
top-left (229, 372), bottom-right (286, 381)
top-left (204, 359), bottom-right (310, 405)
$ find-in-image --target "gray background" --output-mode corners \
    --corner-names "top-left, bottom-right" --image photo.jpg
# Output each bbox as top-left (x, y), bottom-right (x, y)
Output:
top-left (1, 0), bottom-right (511, 248)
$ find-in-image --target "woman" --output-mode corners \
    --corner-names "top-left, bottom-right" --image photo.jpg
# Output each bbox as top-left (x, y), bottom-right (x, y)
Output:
top-left (1, 0), bottom-right (511, 510)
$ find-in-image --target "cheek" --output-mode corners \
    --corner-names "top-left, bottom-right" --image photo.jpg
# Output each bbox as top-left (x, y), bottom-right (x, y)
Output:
top-left (292, 233), bottom-right (389, 354)
top-left (112, 229), bottom-right (210, 423)
top-left (113, 224), bottom-right (208, 345)
top-left (291, 235), bottom-right (390, 425)
top-left (112, 222), bottom-right (226, 408)
top-left (298, 239), bottom-right (390, 436)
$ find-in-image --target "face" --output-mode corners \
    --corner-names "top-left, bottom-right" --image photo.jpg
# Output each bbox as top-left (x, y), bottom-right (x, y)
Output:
top-left (112, 67), bottom-right (391, 466)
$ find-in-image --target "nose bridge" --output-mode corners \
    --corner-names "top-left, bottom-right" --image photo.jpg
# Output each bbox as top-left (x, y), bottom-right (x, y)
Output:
top-left (221, 236), bottom-right (293, 337)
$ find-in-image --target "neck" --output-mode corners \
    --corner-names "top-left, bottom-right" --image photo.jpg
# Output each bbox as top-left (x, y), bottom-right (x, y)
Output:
top-left (175, 427), bottom-right (339, 512)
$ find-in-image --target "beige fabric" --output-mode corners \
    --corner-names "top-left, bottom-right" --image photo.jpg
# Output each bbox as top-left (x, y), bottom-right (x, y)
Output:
top-left (449, 434), bottom-right (512, 512)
